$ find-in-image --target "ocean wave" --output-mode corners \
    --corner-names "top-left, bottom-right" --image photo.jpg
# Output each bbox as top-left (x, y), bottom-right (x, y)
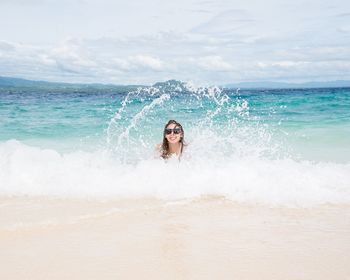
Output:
top-left (1, 140), bottom-right (349, 207)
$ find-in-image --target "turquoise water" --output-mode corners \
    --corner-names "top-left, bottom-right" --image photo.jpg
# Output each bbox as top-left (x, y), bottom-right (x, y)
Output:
top-left (1, 81), bottom-right (350, 205)
top-left (1, 83), bottom-right (349, 161)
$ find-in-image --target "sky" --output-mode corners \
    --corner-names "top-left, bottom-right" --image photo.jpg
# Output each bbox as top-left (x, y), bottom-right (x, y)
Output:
top-left (0, 0), bottom-right (349, 85)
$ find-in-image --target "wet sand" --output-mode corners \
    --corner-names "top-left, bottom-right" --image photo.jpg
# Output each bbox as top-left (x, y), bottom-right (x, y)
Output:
top-left (1, 196), bottom-right (350, 280)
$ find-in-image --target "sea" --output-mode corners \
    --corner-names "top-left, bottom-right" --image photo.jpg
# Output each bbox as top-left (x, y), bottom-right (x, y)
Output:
top-left (1, 81), bottom-right (349, 207)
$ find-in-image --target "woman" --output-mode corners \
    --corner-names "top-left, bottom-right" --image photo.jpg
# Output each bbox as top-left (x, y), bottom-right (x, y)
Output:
top-left (156, 120), bottom-right (185, 160)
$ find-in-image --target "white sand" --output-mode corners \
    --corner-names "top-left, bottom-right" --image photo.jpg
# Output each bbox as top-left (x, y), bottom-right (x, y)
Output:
top-left (1, 196), bottom-right (350, 280)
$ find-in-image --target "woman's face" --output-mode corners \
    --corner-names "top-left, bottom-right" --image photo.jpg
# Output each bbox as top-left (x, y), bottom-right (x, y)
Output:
top-left (165, 123), bottom-right (182, 144)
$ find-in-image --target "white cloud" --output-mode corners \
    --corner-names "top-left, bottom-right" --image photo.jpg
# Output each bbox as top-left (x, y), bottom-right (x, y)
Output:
top-left (0, 41), bottom-right (16, 52)
top-left (129, 55), bottom-right (163, 71)
top-left (0, 0), bottom-right (349, 84)
top-left (195, 56), bottom-right (233, 71)
top-left (50, 39), bottom-right (97, 68)
top-left (112, 55), bottom-right (163, 72)
top-left (337, 25), bottom-right (350, 34)
top-left (257, 61), bottom-right (310, 68)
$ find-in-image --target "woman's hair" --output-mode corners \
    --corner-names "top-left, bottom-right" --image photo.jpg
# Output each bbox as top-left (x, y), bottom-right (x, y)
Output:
top-left (161, 120), bottom-right (185, 159)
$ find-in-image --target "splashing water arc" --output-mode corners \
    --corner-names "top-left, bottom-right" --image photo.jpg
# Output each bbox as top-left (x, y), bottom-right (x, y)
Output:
top-left (105, 80), bottom-right (278, 163)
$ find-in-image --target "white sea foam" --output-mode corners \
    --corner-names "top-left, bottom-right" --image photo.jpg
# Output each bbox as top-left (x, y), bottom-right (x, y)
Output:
top-left (1, 139), bottom-right (349, 207)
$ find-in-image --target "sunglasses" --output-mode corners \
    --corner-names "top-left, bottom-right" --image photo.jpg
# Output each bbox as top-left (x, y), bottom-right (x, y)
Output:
top-left (164, 128), bottom-right (182, 135)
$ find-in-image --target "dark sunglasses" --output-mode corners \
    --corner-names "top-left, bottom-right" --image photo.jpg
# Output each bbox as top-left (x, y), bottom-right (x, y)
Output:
top-left (164, 128), bottom-right (182, 135)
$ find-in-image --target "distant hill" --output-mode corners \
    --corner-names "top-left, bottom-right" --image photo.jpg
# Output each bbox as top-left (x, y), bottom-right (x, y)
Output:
top-left (0, 76), bottom-right (56, 87)
top-left (0, 76), bottom-right (141, 93)
top-left (225, 80), bottom-right (350, 89)
top-left (1, 76), bottom-right (350, 91)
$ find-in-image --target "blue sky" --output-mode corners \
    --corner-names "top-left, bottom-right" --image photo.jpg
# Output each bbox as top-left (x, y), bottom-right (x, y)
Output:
top-left (0, 0), bottom-right (349, 85)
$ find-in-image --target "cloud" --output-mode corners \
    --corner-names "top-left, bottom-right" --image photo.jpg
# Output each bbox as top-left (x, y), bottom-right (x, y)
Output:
top-left (257, 61), bottom-right (310, 69)
top-left (0, 0), bottom-right (44, 5)
top-left (0, 0), bottom-right (350, 84)
top-left (0, 0), bottom-right (83, 6)
top-left (0, 37), bottom-right (168, 83)
top-left (129, 55), bottom-right (163, 71)
top-left (337, 25), bottom-right (350, 34)
top-left (0, 41), bottom-right (16, 52)
top-left (194, 56), bottom-right (233, 71)
top-left (334, 12), bottom-right (350, 17)
top-left (1, 31), bottom-right (350, 85)
top-left (112, 55), bottom-right (163, 72)
top-left (191, 9), bottom-right (254, 35)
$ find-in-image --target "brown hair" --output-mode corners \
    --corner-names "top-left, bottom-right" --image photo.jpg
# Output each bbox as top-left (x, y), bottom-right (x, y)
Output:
top-left (161, 120), bottom-right (185, 159)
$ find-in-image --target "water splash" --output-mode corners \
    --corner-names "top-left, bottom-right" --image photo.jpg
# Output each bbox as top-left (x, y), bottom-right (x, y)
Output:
top-left (105, 80), bottom-right (282, 163)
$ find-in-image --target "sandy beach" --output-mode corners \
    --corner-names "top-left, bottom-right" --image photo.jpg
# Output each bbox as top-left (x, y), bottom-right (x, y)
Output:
top-left (1, 196), bottom-right (349, 280)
